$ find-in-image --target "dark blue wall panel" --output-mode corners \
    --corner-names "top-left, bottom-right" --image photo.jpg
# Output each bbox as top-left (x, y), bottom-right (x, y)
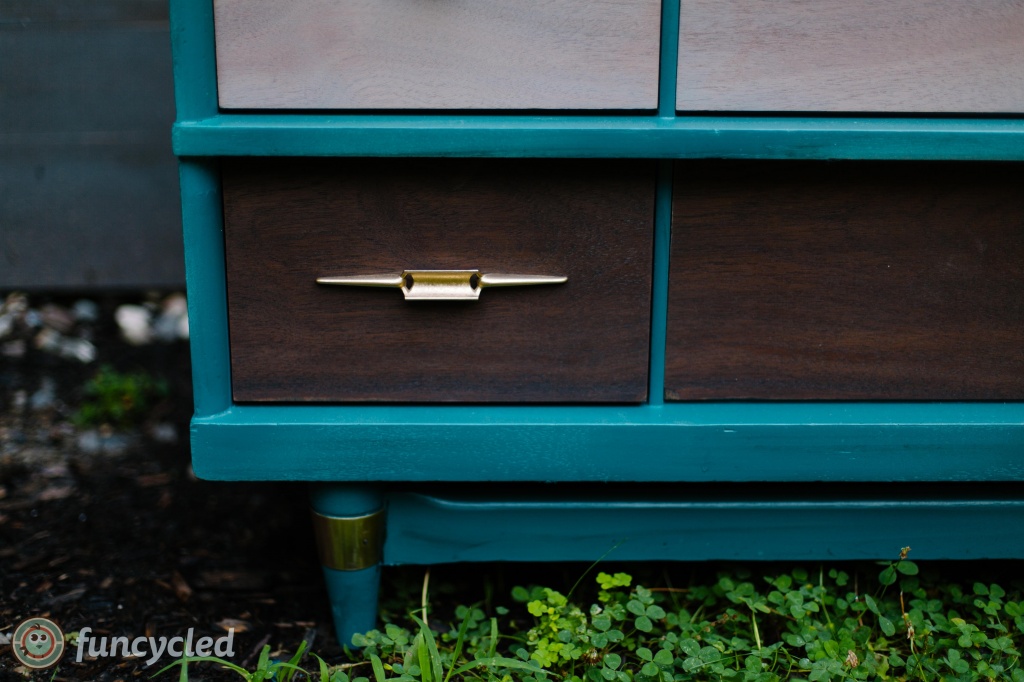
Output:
top-left (1, 0), bottom-right (183, 289)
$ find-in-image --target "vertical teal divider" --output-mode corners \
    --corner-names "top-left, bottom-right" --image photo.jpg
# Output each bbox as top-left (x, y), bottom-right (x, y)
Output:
top-left (649, 162), bottom-right (673, 405)
top-left (658, 0), bottom-right (681, 118)
top-left (169, 0), bottom-right (218, 121)
top-left (649, 0), bottom-right (679, 403)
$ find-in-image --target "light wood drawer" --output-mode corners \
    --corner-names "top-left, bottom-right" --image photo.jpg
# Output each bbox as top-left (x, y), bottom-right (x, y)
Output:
top-left (214, 0), bottom-right (661, 110)
top-left (222, 159), bottom-right (655, 403)
top-left (677, 0), bottom-right (1024, 112)
top-left (666, 161), bottom-right (1024, 400)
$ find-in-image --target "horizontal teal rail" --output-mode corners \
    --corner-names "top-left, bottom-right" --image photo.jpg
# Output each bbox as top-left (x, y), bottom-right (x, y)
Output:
top-left (384, 490), bottom-right (1024, 562)
top-left (173, 115), bottom-right (1024, 160)
top-left (191, 403), bottom-right (1024, 482)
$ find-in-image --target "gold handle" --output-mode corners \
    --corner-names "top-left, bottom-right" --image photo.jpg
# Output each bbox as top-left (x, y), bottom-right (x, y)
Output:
top-left (317, 270), bottom-right (567, 301)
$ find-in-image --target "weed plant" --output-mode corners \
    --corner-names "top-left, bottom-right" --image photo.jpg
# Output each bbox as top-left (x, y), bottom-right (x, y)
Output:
top-left (74, 364), bottom-right (168, 428)
top-left (159, 553), bottom-right (1024, 681)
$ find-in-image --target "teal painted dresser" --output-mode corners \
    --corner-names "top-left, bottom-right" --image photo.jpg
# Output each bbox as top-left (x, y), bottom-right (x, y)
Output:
top-left (170, 0), bottom-right (1024, 643)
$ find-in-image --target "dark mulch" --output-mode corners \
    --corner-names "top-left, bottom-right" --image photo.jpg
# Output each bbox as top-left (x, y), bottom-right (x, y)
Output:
top-left (0, 294), bottom-right (341, 681)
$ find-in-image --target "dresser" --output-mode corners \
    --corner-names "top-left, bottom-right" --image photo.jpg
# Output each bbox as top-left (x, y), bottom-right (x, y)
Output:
top-left (170, 0), bottom-right (1024, 644)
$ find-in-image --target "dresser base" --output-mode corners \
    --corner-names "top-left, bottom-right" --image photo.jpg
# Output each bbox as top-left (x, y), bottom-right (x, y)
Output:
top-left (309, 482), bottom-right (1024, 644)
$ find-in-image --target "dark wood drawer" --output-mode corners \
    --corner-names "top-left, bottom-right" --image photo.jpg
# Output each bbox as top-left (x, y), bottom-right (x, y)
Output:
top-left (666, 161), bottom-right (1024, 400)
top-left (213, 0), bottom-right (660, 110)
top-left (223, 159), bottom-right (655, 403)
top-left (677, 0), bottom-right (1024, 113)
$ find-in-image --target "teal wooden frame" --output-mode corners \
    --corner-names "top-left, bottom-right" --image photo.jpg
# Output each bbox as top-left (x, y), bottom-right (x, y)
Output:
top-left (172, 0), bottom-right (1024, 484)
top-left (172, 0), bottom-right (1024, 641)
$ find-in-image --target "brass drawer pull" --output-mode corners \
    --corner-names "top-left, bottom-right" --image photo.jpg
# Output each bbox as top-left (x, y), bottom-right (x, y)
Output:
top-left (317, 270), bottom-right (567, 301)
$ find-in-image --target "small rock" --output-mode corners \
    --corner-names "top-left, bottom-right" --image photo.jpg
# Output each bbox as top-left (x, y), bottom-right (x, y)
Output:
top-left (115, 304), bottom-right (152, 345)
top-left (152, 316), bottom-right (179, 343)
top-left (34, 327), bottom-right (61, 353)
top-left (215, 618), bottom-right (251, 633)
top-left (37, 485), bottom-right (75, 501)
top-left (60, 336), bottom-right (97, 363)
top-left (41, 463), bottom-right (71, 478)
top-left (153, 293), bottom-right (189, 342)
top-left (1, 292), bottom-right (28, 315)
top-left (72, 298), bottom-right (100, 323)
top-left (39, 303), bottom-right (75, 334)
top-left (74, 428), bottom-right (139, 456)
top-left (149, 422), bottom-right (179, 444)
top-left (100, 433), bottom-right (134, 456)
top-left (164, 292), bottom-right (188, 316)
top-left (1, 339), bottom-right (25, 357)
top-left (50, 421), bottom-right (76, 442)
top-left (30, 377), bottom-right (57, 411)
top-left (76, 430), bottom-right (102, 455)
top-left (35, 328), bottom-right (96, 363)
top-left (171, 571), bottom-right (193, 602)
top-left (0, 313), bottom-right (14, 340)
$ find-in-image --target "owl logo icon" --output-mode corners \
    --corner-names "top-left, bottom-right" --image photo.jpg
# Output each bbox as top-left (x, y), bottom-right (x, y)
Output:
top-left (11, 617), bottom-right (65, 669)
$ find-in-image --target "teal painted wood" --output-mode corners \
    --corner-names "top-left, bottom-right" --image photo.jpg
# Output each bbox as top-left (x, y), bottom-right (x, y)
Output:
top-left (309, 484), bottom-right (383, 644)
top-left (647, 162), bottom-right (673, 406)
top-left (383, 491), bottom-right (1024, 562)
top-left (190, 403), bottom-right (1024, 482)
top-left (321, 566), bottom-right (380, 645)
top-left (658, 0), bottom-right (680, 118)
top-left (178, 161), bottom-right (231, 416)
top-left (168, 0), bottom-right (217, 120)
top-left (310, 484), bottom-right (383, 518)
top-left (172, 116), bottom-right (1024, 160)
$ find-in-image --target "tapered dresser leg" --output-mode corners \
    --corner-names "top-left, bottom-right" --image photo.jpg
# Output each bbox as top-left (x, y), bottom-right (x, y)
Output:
top-left (309, 485), bottom-right (385, 645)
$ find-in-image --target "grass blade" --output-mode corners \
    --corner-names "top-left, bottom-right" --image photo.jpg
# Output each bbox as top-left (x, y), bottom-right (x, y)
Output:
top-left (449, 656), bottom-right (554, 678)
top-left (411, 615), bottom-right (443, 682)
top-left (442, 609), bottom-right (474, 682)
top-left (151, 656), bottom-right (252, 680)
top-left (486, 618), bottom-right (498, 659)
top-left (313, 653), bottom-right (331, 681)
top-left (416, 634), bottom-right (432, 682)
top-left (255, 645), bottom-right (271, 676)
top-left (279, 641), bottom-right (309, 682)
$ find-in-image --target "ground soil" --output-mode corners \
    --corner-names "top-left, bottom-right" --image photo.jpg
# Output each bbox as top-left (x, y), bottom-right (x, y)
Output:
top-left (0, 294), bottom-right (345, 681)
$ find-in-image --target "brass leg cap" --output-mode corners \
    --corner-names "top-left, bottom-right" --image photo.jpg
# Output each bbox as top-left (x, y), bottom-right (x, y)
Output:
top-left (311, 507), bottom-right (386, 571)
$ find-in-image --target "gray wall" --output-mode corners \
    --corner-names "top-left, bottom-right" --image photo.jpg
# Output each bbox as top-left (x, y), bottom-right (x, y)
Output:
top-left (1, 0), bottom-right (184, 290)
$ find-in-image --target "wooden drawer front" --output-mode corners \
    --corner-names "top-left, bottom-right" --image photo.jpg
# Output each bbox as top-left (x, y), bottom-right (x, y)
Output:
top-left (677, 0), bottom-right (1024, 112)
top-left (213, 0), bottom-right (660, 110)
top-left (223, 159), bottom-right (654, 403)
top-left (666, 161), bottom-right (1024, 400)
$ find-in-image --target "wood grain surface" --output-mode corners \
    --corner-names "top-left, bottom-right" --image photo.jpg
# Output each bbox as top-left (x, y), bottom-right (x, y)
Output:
top-left (223, 159), bottom-right (654, 403)
top-left (678, 0), bottom-right (1024, 112)
top-left (666, 161), bottom-right (1024, 400)
top-left (214, 0), bottom-right (660, 110)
